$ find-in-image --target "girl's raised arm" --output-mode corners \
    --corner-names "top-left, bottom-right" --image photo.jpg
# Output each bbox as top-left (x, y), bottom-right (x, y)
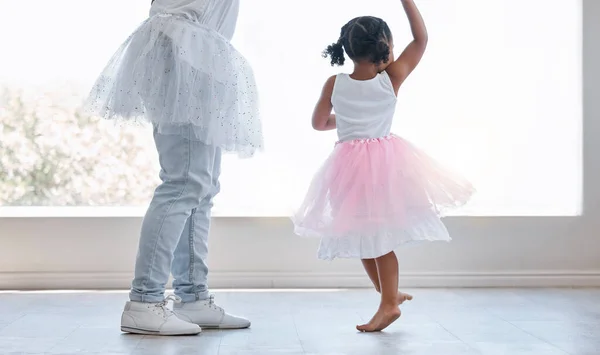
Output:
top-left (386, 0), bottom-right (428, 92)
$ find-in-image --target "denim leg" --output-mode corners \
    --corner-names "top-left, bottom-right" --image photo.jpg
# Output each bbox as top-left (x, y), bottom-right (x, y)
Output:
top-left (130, 126), bottom-right (219, 303)
top-left (171, 148), bottom-right (222, 302)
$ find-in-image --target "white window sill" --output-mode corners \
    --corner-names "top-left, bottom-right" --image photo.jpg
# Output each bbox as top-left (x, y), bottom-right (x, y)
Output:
top-left (0, 206), bottom-right (286, 218)
top-left (0, 206), bottom-right (580, 219)
top-left (0, 206), bottom-right (147, 218)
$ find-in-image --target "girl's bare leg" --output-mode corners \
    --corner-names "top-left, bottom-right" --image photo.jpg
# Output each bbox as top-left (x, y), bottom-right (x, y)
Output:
top-left (361, 259), bottom-right (381, 292)
top-left (357, 252), bottom-right (402, 332)
top-left (361, 258), bottom-right (413, 304)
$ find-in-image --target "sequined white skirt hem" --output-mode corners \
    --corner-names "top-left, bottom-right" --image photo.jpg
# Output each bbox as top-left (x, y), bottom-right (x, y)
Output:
top-left (84, 13), bottom-right (263, 157)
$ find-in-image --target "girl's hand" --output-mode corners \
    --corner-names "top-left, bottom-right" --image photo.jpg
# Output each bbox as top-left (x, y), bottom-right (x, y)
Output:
top-left (386, 0), bottom-right (428, 94)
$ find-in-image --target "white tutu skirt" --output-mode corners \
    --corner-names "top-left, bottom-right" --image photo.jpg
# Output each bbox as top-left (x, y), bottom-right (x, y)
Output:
top-left (85, 14), bottom-right (263, 157)
top-left (292, 135), bottom-right (475, 261)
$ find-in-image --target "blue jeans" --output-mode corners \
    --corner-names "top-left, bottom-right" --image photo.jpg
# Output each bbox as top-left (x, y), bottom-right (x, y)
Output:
top-left (130, 125), bottom-right (221, 303)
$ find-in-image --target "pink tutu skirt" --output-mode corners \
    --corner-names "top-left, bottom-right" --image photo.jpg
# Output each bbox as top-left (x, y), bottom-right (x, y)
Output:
top-left (292, 134), bottom-right (475, 260)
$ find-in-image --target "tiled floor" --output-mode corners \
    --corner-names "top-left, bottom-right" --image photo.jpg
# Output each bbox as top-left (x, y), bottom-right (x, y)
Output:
top-left (0, 288), bottom-right (599, 355)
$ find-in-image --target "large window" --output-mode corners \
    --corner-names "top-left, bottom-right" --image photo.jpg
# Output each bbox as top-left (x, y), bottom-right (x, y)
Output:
top-left (0, 0), bottom-right (581, 216)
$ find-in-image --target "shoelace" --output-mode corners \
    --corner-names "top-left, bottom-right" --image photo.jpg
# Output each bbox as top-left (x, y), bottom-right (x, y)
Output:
top-left (207, 294), bottom-right (224, 313)
top-left (153, 294), bottom-right (182, 318)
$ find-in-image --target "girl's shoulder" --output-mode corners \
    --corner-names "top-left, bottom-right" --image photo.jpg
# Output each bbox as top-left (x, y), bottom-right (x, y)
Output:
top-left (378, 71), bottom-right (395, 95)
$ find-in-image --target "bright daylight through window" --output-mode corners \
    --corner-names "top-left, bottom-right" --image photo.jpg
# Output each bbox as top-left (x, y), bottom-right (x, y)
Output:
top-left (0, 0), bottom-right (581, 216)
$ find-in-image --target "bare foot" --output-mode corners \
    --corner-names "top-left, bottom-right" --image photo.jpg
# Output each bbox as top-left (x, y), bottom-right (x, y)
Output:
top-left (356, 306), bottom-right (401, 332)
top-left (398, 292), bottom-right (413, 305)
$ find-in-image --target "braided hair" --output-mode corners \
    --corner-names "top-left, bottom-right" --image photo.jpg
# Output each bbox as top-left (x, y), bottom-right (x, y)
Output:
top-left (323, 16), bottom-right (392, 67)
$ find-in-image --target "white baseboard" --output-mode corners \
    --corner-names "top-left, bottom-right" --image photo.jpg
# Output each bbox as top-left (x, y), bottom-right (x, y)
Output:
top-left (1, 271), bottom-right (599, 290)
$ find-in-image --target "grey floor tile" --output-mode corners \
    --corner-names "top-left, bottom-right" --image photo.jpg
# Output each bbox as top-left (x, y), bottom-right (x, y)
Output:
top-left (0, 312), bottom-right (26, 324)
top-left (47, 327), bottom-right (141, 354)
top-left (0, 289), bottom-right (598, 355)
top-left (511, 320), bottom-right (600, 344)
top-left (0, 314), bottom-right (80, 338)
top-left (0, 336), bottom-right (65, 354)
top-left (379, 341), bottom-right (480, 355)
top-left (549, 340), bottom-right (600, 355)
top-left (472, 341), bottom-right (569, 355)
top-left (218, 346), bottom-right (305, 355)
top-left (439, 318), bottom-right (545, 344)
top-left (133, 332), bottom-right (221, 355)
top-left (305, 340), bottom-right (478, 355)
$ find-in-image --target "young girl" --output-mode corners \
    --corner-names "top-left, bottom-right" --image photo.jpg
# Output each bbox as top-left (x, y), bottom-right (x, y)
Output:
top-left (293, 0), bottom-right (474, 332)
top-left (85, 0), bottom-right (261, 335)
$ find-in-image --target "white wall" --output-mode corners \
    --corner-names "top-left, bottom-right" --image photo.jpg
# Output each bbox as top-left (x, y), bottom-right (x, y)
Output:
top-left (0, 0), bottom-right (599, 290)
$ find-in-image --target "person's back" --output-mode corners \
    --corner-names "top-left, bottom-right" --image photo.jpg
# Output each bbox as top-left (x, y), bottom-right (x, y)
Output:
top-left (332, 72), bottom-right (397, 142)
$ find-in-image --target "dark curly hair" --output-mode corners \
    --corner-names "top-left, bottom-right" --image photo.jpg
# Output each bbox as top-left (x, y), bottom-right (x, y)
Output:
top-left (323, 16), bottom-right (392, 67)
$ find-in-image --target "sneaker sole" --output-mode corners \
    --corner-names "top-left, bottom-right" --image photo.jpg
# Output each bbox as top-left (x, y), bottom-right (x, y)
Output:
top-left (197, 322), bottom-right (251, 330)
top-left (121, 326), bottom-right (202, 336)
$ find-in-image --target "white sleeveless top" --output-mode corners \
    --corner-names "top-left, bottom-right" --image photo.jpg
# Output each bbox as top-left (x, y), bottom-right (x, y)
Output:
top-left (332, 72), bottom-right (397, 142)
top-left (150, 0), bottom-right (239, 41)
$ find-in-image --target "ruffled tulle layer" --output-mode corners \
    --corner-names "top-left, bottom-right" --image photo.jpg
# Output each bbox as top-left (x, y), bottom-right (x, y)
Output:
top-left (84, 13), bottom-right (262, 157)
top-left (292, 135), bottom-right (475, 260)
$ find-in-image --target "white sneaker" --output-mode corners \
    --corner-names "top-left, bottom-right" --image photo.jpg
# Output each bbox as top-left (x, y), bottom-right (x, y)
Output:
top-left (174, 295), bottom-right (251, 329)
top-left (121, 295), bottom-right (202, 335)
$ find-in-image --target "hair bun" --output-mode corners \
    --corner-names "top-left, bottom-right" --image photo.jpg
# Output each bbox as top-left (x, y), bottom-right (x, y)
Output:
top-left (323, 40), bottom-right (346, 67)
